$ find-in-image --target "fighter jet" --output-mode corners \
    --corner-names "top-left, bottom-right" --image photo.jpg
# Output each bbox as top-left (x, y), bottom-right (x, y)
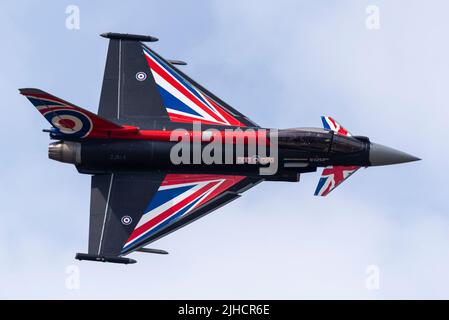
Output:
top-left (20, 33), bottom-right (419, 264)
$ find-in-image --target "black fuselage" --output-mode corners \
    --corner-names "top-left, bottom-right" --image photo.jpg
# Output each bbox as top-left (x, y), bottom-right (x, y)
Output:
top-left (49, 127), bottom-right (371, 181)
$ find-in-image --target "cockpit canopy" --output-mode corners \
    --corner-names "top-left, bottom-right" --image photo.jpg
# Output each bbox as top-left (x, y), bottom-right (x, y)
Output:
top-left (277, 128), bottom-right (364, 153)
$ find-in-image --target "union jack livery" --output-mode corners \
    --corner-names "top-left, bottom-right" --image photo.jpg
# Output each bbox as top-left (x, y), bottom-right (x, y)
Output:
top-left (20, 32), bottom-right (419, 264)
top-left (321, 116), bottom-right (351, 136)
top-left (123, 174), bottom-right (245, 253)
top-left (314, 166), bottom-right (360, 197)
top-left (143, 45), bottom-right (245, 127)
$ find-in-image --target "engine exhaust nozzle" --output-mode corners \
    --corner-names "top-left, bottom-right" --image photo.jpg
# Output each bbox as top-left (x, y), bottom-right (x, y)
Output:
top-left (48, 141), bottom-right (81, 164)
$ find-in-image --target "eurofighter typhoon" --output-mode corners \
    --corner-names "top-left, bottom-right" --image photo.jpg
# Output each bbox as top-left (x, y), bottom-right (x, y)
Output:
top-left (20, 33), bottom-right (420, 264)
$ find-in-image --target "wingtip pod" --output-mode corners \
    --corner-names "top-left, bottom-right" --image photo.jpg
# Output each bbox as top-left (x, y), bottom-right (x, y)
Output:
top-left (75, 253), bottom-right (137, 265)
top-left (100, 32), bottom-right (159, 42)
top-left (136, 248), bottom-right (169, 255)
top-left (167, 59), bottom-right (187, 66)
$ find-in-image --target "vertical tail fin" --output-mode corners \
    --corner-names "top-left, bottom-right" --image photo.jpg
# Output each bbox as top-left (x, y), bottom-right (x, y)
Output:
top-left (20, 88), bottom-right (124, 139)
top-left (321, 116), bottom-right (352, 136)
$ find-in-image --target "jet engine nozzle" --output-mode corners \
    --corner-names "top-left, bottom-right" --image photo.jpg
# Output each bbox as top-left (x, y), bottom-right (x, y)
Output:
top-left (369, 143), bottom-right (420, 166)
top-left (48, 141), bottom-right (81, 165)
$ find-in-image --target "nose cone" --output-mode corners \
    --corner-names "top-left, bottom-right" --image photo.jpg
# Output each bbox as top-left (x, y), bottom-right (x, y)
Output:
top-left (369, 143), bottom-right (420, 166)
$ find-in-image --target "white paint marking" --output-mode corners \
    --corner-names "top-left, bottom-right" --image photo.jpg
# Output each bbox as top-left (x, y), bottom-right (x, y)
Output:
top-left (98, 174), bottom-right (114, 254)
top-left (117, 40), bottom-right (122, 119)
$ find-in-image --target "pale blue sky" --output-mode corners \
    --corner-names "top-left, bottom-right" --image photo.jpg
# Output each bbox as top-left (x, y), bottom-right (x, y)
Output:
top-left (0, 0), bottom-right (446, 299)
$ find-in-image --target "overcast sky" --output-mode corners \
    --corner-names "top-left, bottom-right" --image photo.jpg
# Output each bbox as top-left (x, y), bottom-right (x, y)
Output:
top-left (0, 0), bottom-right (447, 299)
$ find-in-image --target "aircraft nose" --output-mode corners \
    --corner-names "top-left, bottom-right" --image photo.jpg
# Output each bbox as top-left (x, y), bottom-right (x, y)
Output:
top-left (369, 143), bottom-right (420, 166)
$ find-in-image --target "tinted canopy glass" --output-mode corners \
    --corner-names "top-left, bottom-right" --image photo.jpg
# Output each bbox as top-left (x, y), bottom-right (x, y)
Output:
top-left (331, 135), bottom-right (364, 153)
top-left (278, 128), bottom-right (364, 154)
top-left (278, 128), bottom-right (332, 152)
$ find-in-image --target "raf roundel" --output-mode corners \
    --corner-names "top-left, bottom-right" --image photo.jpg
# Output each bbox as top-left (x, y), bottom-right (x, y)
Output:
top-left (136, 72), bottom-right (147, 81)
top-left (121, 216), bottom-right (133, 226)
top-left (43, 109), bottom-right (93, 138)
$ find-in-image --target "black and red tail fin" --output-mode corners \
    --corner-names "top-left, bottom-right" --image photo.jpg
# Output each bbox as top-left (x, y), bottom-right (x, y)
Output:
top-left (20, 88), bottom-right (132, 139)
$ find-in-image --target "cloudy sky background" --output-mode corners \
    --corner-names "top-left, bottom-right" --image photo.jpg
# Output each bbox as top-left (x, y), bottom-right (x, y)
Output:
top-left (0, 0), bottom-right (447, 299)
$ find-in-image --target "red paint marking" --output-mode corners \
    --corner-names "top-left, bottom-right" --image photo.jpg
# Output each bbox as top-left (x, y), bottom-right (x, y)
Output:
top-left (322, 165), bottom-right (359, 195)
top-left (203, 95), bottom-right (246, 127)
top-left (167, 112), bottom-right (225, 126)
top-left (321, 181), bottom-right (333, 196)
top-left (25, 95), bottom-right (261, 143)
top-left (38, 106), bottom-right (74, 114)
top-left (195, 175), bottom-right (245, 207)
top-left (338, 127), bottom-right (348, 136)
top-left (328, 117), bottom-right (349, 136)
top-left (36, 107), bottom-right (269, 144)
top-left (162, 174), bottom-right (240, 186)
top-left (328, 117), bottom-right (337, 130)
top-left (58, 119), bottom-right (76, 129)
top-left (102, 129), bottom-right (269, 146)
